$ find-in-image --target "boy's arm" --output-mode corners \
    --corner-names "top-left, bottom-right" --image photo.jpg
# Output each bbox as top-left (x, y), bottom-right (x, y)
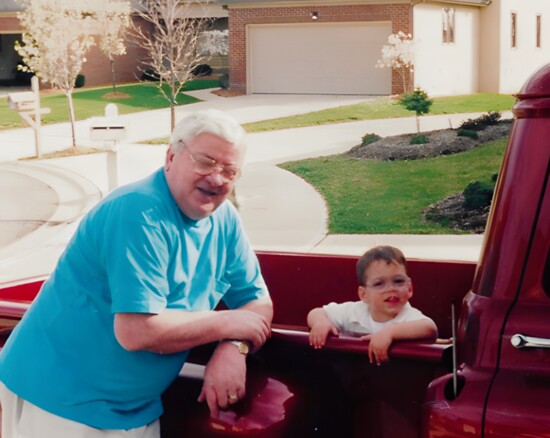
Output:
top-left (307, 307), bottom-right (339, 349)
top-left (362, 319), bottom-right (438, 365)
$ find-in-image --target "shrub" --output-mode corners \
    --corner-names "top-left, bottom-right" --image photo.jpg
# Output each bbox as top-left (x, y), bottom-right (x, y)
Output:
top-left (398, 88), bottom-right (433, 117)
top-left (483, 111), bottom-right (501, 125)
top-left (457, 128), bottom-right (479, 139)
top-left (463, 180), bottom-right (495, 210)
top-left (459, 111), bottom-right (501, 131)
top-left (398, 88), bottom-right (433, 134)
top-left (192, 64), bottom-right (213, 77)
top-left (361, 133), bottom-right (381, 146)
top-left (218, 73), bottom-right (229, 89)
top-left (74, 74), bottom-right (85, 88)
top-left (410, 134), bottom-right (429, 145)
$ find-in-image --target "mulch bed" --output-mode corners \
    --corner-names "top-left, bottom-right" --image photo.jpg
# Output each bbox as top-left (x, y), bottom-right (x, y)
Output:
top-left (347, 120), bottom-right (512, 161)
top-left (346, 119), bottom-right (512, 233)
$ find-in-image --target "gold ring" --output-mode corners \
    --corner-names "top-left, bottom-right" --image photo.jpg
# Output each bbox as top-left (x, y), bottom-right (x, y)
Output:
top-left (228, 394), bottom-right (238, 402)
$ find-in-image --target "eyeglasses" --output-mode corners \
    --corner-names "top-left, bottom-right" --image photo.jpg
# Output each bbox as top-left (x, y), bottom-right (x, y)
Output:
top-left (180, 142), bottom-right (241, 183)
top-left (364, 276), bottom-right (410, 293)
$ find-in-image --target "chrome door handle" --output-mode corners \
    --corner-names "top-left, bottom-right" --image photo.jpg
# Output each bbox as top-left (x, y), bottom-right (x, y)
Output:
top-left (511, 334), bottom-right (550, 349)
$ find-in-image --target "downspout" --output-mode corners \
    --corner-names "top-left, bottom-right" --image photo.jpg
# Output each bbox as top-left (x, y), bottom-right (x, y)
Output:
top-left (409, 0), bottom-right (425, 92)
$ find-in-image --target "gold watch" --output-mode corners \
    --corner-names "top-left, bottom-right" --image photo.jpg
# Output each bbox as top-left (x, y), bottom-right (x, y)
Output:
top-left (228, 340), bottom-right (249, 355)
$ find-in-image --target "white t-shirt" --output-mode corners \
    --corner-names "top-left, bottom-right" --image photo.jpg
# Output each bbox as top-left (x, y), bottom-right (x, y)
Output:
top-left (322, 301), bottom-right (433, 337)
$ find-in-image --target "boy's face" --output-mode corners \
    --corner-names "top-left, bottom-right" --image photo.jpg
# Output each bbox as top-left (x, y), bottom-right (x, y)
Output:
top-left (358, 259), bottom-right (413, 322)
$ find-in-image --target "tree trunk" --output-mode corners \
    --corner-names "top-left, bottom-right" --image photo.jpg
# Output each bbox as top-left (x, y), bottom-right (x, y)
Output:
top-left (111, 58), bottom-right (117, 95)
top-left (416, 115), bottom-right (420, 134)
top-left (170, 104), bottom-right (175, 132)
top-left (67, 91), bottom-right (77, 148)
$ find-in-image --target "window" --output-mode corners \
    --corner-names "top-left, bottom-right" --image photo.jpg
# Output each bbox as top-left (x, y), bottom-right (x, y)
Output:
top-left (442, 8), bottom-right (455, 43)
top-left (511, 12), bottom-right (517, 48)
top-left (536, 14), bottom-right (542, 49)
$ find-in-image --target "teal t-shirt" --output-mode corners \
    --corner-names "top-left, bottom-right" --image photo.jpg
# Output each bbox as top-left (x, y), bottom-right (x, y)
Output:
top-left (0, 168), bottom-right (268, 430)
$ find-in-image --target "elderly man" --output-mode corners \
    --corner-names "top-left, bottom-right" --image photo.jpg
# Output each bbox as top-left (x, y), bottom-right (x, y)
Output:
top-left (0, 109), bottom-right (273, 437)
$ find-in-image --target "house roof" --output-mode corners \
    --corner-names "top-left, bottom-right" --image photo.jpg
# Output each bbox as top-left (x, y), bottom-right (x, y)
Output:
top-left (221, 0), bottom-right (491, 6)
top-left (0, 1), bottom-right (148, 13)
top-left (221, 0), bottom-right (409, 5)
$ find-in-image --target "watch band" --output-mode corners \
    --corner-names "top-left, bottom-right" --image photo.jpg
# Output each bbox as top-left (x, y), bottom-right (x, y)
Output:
top-left (227, 340), bottom-right (249, 355)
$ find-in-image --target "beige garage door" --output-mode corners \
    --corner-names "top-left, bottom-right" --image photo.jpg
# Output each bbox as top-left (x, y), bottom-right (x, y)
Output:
top-left (248, 22), bottom-right (392, 95)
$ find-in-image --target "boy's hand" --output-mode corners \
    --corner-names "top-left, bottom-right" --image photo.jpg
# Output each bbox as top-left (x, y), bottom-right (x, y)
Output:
top-left (361, 328), bottom-right (393, 365)
top-left (309, 322), bottom-right (339, 349)
top-left (307, 307), bottom-right (339, 349)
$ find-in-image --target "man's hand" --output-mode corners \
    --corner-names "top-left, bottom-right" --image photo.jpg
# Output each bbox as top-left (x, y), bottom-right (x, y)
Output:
top-left (219, 309), bottom-right (271, 351)
top-left (197, 297), bottom-right (272, 417)
top-left (198, 341), bottom-right (247, 418)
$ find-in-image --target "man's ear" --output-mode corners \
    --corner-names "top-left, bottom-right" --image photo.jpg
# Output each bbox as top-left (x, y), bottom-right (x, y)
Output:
top-left (165, 147), bottom-right (174, 170)
top-left (407, 281), bottom-right (414, 299)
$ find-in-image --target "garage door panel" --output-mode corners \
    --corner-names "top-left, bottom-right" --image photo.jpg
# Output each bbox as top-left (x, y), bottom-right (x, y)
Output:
top-left (249, 22), bottom-right (392, 95)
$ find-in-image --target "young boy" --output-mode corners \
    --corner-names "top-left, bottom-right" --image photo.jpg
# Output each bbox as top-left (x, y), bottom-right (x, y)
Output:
top-left (307, 245), bottom-right (437, 365)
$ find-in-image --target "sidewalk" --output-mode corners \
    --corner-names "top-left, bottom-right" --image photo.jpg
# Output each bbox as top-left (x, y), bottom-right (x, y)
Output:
top-left (0, 90), bottom-right (496, 282)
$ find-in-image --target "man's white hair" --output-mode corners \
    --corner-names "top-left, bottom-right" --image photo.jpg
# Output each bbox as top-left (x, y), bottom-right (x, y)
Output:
top-left (169, 109), bottom-right (246, 153)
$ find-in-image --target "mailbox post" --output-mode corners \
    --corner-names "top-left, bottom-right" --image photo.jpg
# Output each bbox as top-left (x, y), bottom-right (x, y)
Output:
top-left (89, 104), bottom-right (128, 191)
top-left (7, 76), bottom-right (51, 159)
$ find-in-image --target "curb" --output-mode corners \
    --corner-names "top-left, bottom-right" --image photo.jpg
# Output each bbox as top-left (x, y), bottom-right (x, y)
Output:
top-left (0, 161), bottom-right (102, 266)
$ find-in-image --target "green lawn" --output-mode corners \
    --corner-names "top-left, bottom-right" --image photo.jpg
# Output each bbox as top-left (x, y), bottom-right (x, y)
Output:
top-left (243, 93), bottom-right (516, 132)
top-left (3, 84), bottom-right (509, 234)
top-left (142, 93), bottom-right (516, 145)
top-left (281, 138), bottom-right (507, 234)
top-left (0, 79), bottom-right (218, 130)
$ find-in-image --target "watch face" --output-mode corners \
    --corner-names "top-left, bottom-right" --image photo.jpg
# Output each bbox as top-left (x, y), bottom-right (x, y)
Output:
top-left (231, 340), bottom-right (249, 355)
top-left (239, 342), bottom-right (249, 355)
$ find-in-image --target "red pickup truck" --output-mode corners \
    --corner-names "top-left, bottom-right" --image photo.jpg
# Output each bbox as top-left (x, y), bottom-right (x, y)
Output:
top-left (1, 64), bottom-right (550, 437)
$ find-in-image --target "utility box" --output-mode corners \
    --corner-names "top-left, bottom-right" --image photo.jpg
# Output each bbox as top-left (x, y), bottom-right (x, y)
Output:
top-left (7, 92), bottom-right (37, 112)
top-left (89, 110), bottom-right (128, 191)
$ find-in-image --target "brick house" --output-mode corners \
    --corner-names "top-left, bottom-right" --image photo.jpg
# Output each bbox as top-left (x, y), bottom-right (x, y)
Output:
top-left (222, 0), bottom-right (550, 96)
top-left (2, 0), bottom-right (547, 95)
top-left (0, 0), bottom-right (228, 88)
top-left (0, 0), bottom-right (143, 87)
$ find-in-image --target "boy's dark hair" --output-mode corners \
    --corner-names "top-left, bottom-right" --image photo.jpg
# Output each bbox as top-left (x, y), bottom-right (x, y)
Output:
top-left (356, 245), bottom-right (408, 286)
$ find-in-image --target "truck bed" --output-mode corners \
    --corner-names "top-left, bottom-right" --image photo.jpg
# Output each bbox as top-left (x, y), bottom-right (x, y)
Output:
top-left (0, 252), bottom-right (476, 437)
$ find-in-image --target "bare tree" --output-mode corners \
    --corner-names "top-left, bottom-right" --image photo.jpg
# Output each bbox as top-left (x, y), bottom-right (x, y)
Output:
top-left (96, 0), bottom-right (132, 96)
top-left (132, 0), bottom-right (211, 130)
top-left (15, 0), bottom-right (97, 148)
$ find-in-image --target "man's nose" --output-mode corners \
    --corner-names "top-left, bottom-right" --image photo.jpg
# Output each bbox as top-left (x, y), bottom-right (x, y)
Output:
top-left (204, 169), bottom-right (225, 186)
